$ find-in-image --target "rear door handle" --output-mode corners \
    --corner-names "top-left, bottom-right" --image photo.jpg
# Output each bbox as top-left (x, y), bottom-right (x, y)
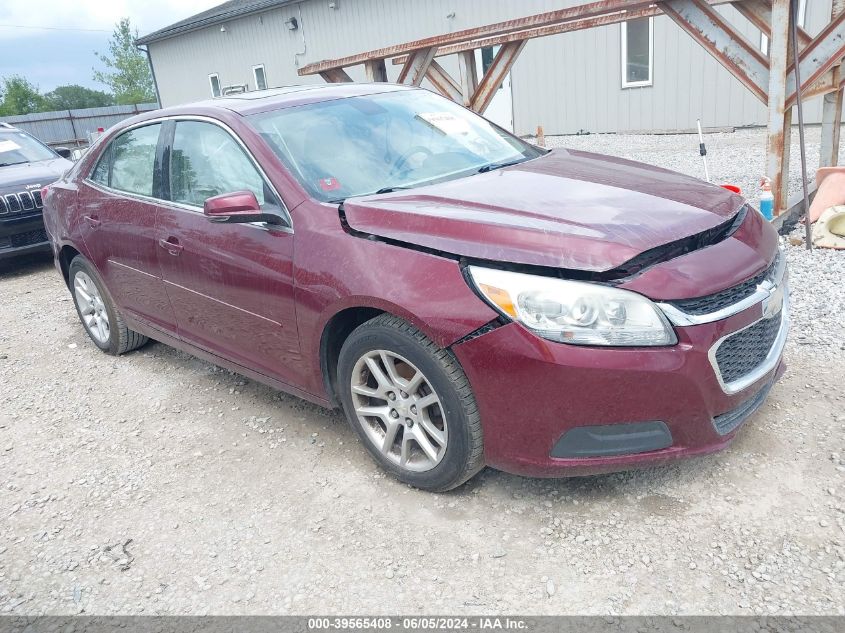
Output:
top-left (158, 237), bottom-right (184, 256)
top-left (83, 214), bottom-right (101, 228)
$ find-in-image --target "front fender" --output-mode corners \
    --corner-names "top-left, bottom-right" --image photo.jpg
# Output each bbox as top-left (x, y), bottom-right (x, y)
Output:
top-left (292, 204), bottom-right (498, 398)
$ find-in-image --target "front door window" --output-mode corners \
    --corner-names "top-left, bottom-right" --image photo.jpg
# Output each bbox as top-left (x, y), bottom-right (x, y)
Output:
top-left (169, 120), bottom-right (274, 209)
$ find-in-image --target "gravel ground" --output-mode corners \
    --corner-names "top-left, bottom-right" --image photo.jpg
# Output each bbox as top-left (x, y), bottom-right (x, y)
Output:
top-left (1, 128), bottom-right (844, 616)
top-left (545, 124), bottom-right (842, 201)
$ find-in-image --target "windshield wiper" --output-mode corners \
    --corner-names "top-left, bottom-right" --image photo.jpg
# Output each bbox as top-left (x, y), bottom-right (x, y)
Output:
top-left (0, 162), bottom-right (26, 167)
top-left (372, 186), bottom-right (411, 195)
top-left (477, 158), bottom-right (526, 173)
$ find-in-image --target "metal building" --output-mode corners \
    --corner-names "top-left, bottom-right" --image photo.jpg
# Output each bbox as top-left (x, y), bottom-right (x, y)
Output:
top-left (138, 0), bottom-right (833, 135)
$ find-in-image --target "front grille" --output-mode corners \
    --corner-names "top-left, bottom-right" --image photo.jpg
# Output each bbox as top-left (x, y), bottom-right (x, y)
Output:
top-left (715, 311), bottom-right (782, 385)
top-left (19, 191), bottom-right (35, 211)
top-left (669, 254), bottom-right (778, 316)
top-left (5, 194), bottom-right (21, 213)
top-left (713, 379), bottom-right (774, 436)
top-left (9, 228), bottom-right (48, 248)
top-left (1, 189), bottom-right (43, 216)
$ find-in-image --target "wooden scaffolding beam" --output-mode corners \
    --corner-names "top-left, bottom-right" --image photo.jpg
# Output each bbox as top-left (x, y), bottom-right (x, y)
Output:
top-left (299, 0), bottom-right (845, 216)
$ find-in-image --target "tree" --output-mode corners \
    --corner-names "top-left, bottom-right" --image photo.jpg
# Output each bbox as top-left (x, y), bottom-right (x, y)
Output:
top-left (93, 18), bottom-right (156, 105)
top-left (0, 76), bottom-right (47, 116)
top-left (44, 85), bottom-right (115, 111)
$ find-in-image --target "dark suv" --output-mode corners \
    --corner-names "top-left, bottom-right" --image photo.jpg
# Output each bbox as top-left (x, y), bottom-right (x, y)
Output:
top-left (0, 123), bottom-right (72, 260)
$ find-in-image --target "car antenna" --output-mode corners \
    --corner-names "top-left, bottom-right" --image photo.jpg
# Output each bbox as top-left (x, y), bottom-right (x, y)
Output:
top-left (697, 119), bottom-right (710, 183)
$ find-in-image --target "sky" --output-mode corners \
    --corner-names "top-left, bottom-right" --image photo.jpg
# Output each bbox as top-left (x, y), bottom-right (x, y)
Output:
top-left (0, 0), bottom-right (222, 93)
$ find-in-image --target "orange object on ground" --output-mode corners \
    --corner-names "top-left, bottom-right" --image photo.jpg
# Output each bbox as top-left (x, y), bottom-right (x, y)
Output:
top-left (809, 166), bottom-right (845, 223)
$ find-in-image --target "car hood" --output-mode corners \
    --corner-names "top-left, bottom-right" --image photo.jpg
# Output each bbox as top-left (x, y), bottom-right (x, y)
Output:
top-left (342, 149), bottom-right (744, 272)
top-left (0, 158), bottom-right (72, 191)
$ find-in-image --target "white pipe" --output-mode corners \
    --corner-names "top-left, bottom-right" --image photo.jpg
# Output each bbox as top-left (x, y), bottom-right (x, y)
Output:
top-left (697, 119), bottom-right (710, 182)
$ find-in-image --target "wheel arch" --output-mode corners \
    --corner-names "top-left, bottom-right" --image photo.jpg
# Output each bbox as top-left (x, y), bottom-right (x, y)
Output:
top-left (319, 306), bottom-right (386, 408)
top-left (315, 288), bottom-right (495, 407)
top-left (58, 244), bottom-right (82, 286)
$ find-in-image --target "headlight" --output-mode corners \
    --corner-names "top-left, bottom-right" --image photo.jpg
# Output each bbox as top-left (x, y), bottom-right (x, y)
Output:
top-left (467, 266), bottom-right (677, 346)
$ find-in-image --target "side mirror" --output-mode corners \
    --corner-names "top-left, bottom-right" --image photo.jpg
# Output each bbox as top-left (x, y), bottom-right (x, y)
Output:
top-left (54, 146), bottom-right (72, 159)
top-left (203, 191), bottom-right (283, 225)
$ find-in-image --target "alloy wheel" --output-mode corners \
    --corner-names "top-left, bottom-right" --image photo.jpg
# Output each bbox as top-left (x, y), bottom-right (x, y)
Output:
top-left (74, 271), bottom-right (110, 345)
top-left (350, 349), bottom-right (448, 472)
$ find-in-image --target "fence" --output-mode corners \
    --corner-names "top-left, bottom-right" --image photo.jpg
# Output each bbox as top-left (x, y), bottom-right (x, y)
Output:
top-left (0, 103), bottom-right (159, 147)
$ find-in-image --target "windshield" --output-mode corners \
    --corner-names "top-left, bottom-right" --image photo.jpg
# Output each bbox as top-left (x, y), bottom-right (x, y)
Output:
top-left (248, 89), bottom-right (544, 202)
top-left (0, 130), bottom-right (56, 167)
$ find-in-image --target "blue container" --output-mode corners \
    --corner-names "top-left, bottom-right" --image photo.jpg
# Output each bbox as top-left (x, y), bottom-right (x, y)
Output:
top-left (759, 196), bottom-right (774, 221)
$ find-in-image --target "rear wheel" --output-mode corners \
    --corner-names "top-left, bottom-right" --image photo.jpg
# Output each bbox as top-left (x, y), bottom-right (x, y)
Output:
top-left (69, 256), bottom-right (148, 355)
top-left (337, 314), bottom-right (484, 491)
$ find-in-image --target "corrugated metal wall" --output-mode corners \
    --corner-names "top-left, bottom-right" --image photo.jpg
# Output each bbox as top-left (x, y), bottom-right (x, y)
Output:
top-left (0, 103), bottom-right (159, 145)
top-left (147, 0), bottom-right (833, 135)
top-left (511, 1), bottom-right (829, 134)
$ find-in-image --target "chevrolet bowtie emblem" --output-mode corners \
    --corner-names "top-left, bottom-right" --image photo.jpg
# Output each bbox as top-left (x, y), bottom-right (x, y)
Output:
top-left (761, 282), bottom-right (784, 320)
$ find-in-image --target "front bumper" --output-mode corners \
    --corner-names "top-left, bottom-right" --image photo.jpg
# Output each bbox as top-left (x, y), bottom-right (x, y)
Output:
top-left (0, 212), bottom-right (50, 260)
top-left (451, 297), bottom-right (787, 478)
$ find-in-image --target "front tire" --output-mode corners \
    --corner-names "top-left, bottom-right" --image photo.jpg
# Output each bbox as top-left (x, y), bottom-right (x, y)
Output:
top-left (337, 314), bottom-right (484, 492)
top-left (69, 256), bottom-right (148, 355)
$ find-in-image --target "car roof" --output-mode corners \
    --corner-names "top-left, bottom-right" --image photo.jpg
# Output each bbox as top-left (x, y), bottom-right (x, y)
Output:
top-left (153, 83), bottom-right (416, 118)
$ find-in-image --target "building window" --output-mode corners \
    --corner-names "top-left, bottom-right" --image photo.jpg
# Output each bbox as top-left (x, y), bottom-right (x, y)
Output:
top-left (479, 47), bottom-right (505, 90)
top-left (621, 17), bottom-right (653, 88)
top-left (760, 0), bottom-right (807, 55)
top-left (253, 65), bottom-right (267, 91)
top-left (480, 47), bottom-right (495, 76)
top-left (798, 0), bottom-right (808, 28)
top-left (209, 73), bottom-right (221, 98)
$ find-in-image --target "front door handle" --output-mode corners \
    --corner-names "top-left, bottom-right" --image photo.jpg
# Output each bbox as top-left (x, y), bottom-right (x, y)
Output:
top-left (158, 237), bottom-right (183, 256)
top-left (83, 214), bottom-right (101, 228)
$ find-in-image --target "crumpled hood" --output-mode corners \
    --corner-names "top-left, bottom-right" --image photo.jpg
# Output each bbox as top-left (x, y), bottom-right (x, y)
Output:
top-left (342, 149), bottom-right (744, 272)
top-left (0, 158), bottom-right (72, 192)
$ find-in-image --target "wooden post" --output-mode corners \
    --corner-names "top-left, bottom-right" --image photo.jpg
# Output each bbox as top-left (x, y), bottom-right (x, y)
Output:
top-left (319, 68), bottom-right (353, 83)
top-left (364, 59), bottom-right (387, 82)
top-left (425, 60), bottom-right (463, 102)
top-left (470, 41), bottom-right (527, 114)
top-left (820, 0), bottom-right (845, 167)
top-left (457, 51), bottom-right (478, 107)
top-left (397, 47), bottom-right (436, 86)
top-left (766, 0), bottom-right (792, 215)
top-left (536, 125), bottom-right (546, 147)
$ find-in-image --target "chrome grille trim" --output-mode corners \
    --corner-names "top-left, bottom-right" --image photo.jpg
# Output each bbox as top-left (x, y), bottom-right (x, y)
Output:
top-left (0, 196), bottom-right (7, 215)
top-left (658, 249), bottom-right (786, 326)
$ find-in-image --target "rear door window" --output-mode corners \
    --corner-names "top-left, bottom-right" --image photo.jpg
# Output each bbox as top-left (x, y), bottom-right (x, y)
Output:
top-left (108, 124), bottom-right (162, 197)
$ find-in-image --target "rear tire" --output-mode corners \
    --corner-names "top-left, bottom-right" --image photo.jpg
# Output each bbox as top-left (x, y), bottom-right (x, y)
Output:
top-left (69, 256), bottom-right (148, 355)
top-left (337, 314), bottom-right (484, 492)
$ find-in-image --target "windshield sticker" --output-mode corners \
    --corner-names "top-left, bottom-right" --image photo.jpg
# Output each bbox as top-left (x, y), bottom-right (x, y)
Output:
top-left (0, 140), bottom-right (22, 153)
top-left (417, 112), bottom-right (473, 136)
top-left (319, 177), bottom-right (341, 192)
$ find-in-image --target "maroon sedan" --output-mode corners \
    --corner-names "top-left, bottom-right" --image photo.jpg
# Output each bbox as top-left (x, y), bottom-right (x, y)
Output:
top-left (42, 84), bottom-right (788, 491)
